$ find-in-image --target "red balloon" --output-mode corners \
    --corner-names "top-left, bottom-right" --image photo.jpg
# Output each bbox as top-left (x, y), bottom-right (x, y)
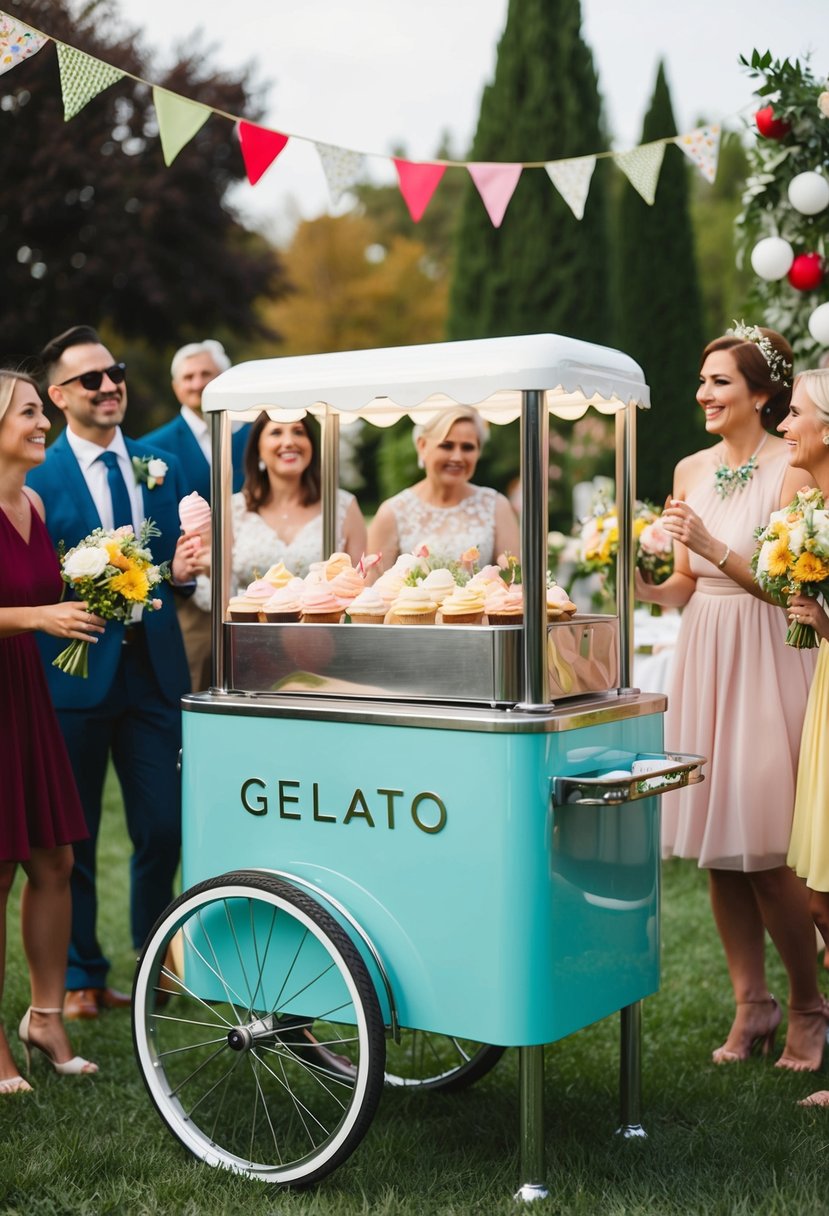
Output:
top-left (788, 253), bottom-right (824, 292)
top-left (755, 105), bottom-right (791, 140)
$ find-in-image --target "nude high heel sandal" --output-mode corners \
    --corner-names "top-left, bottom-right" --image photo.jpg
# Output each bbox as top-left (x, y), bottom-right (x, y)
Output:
top-left (18, 1007), bottom-right (98, 1076)
top-left (0, 1074), bottom-right (32, 1094)
top-left (711, 995), bottom-right (781, 1064)
top-left (776, 998), bottom-right (829, 1072)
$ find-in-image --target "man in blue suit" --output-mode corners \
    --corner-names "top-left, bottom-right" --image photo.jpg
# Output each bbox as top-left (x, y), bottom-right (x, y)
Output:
top-left (29, 325), bottom-right (202, 1020)
top-left (141, 340), bottom-right (248, 690)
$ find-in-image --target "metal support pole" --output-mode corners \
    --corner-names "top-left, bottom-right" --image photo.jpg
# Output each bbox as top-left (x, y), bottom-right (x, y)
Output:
top-left (518, 390), bottom-right (552, 711)
top-left (617, 1001), bottom-right (647, 1139)
top-left (513, 1046), bottom-right (548, 1202)
top-left (320, 410), bottom-right (340, 560)
top-left (209, 410), bottom-right (233, 692)
top-left (614, 401), bottom-right (636, 689)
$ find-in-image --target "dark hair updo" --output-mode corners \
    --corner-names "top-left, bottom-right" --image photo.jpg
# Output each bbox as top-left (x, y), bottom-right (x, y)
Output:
top-left (700, 327), bottom-right (794, 429)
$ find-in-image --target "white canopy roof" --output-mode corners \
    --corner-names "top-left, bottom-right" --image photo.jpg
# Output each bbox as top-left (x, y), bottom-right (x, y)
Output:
top-left (201, 333), bottom-right (649, 426)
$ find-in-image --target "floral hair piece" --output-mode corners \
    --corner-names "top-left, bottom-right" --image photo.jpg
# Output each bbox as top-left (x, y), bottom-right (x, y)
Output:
top-left (729, 320), bottom-right (793, 386)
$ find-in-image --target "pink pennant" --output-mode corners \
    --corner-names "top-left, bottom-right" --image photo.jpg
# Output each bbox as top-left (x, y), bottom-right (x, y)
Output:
top-left (467, 162), bottom-right (522, 227)
top-left (393, 158), bottom-right (446, 222)
top-left (238, 121), bottom-right (289, 186)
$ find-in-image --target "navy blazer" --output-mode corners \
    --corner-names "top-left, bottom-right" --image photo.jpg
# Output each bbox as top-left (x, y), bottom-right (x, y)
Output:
top-left (140, 413), bottom-right (249, 499)
top-left (27, 431), bottom-right (191, 710)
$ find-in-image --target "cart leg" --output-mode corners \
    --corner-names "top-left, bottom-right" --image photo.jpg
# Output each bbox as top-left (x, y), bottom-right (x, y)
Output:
top-left (513, 1045), bottom-right (549, 1202)
top-left (617, 1001), bottom-right (647, 1139)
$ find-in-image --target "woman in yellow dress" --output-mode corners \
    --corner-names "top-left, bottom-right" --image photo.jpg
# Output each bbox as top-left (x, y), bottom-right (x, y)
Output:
top-left (777, 368), bottom-right (829, 1106)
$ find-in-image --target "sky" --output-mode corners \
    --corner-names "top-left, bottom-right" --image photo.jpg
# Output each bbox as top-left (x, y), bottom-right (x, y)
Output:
top-left (99, 0), bottom-right (829, 240)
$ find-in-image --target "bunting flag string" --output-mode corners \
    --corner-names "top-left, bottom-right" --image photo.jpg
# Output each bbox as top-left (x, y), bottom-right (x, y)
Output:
top-left (0, 10), bottom-right (726, 228)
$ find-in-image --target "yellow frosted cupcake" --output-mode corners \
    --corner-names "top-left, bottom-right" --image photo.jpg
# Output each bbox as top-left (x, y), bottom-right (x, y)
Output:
top-left (390, 586), bottom-right (438, 625)
top-left (262, 561), bottom-right (295, 588)
top-left (227, 595), bottom-right (263, 622)
top-left (440, 584), bottom-right (486, 625)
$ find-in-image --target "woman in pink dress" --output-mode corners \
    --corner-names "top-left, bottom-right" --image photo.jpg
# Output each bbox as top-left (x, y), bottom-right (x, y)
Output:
top-left (636, 327), bottom-right (827, 1071)
top-left (0, 371), bottom-right (102, 1091)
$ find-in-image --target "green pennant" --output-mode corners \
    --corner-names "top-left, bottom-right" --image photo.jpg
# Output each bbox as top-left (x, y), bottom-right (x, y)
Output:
top-left (56, 43), bottom-right (124, 121)
top-left (153, 86), bottom-right (211, 165)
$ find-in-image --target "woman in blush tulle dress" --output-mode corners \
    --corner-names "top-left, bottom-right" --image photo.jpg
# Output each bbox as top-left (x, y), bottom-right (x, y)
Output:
top-left (636, 328), bottom-right (826, 1073)
top-left (0, 372), bottom-right (101, 1091)
top-left (775, 369), bottom-right (829, 1107)
top-left (367, 407), bottom-right (519, 573)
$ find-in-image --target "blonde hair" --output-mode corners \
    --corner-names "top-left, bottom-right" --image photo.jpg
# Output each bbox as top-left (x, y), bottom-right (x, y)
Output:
top-left (795, 368), bottom-right (829, 427)
top-left (412, 406), bottom-right (488, 450)
top-left (0, 370), bottom-right (39, 428)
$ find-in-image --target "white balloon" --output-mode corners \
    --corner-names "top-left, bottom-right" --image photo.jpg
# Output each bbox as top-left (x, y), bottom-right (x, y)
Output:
top-left (788, 172), bottom-right (829, 216)
top-left (750, 236), bottom-right (794, 281)
top-left (808, 302), bottom-right (829, 346)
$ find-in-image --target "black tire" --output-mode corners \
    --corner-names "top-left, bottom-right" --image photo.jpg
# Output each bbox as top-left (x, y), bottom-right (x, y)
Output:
top-left (383, 1033), bottom-right (505, 1091)
top-left (132, 870), bottom-right (386, 1186)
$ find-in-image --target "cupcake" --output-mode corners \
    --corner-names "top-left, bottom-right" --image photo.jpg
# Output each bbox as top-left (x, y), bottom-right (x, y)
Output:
top-left (485, 582), bottom-right (524, 625)
top-left (390, 586), bottom-right (438, 625)
top-left (328, 566), bottom-right (365, 607)
top-left (420, 568), bottom-right (457, 605)
top-left (324, 552), bottom-right (353, 580)
top-left (243, 579), bottom-right (277, 611)
top-left (262, 586), bottom-right (302, 623)
top-left (299, 584), bottom-right (344, 624)
top-left (547, 583), bottom-right (578, 620)
top-left (262, 561), bottom-right (295, 588)
top-left (467, 565), bottom-right (503, 591)
top-left (440, 584), bottom-right (486, 625)
top-left (347, 586), bottom-right (387, 624)
top-left (227, 595), bottom-right (263, 622)
top-left (374, 568), bottom-right (406, 607)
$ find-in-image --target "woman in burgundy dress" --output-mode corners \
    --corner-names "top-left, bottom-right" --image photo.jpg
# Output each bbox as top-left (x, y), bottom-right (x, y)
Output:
top-left (0, 371), bottom-right (104, 1091)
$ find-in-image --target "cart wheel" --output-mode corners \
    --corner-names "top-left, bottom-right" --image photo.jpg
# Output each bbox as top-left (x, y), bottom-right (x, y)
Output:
top-left (132, 871), bottom-right (386, 1186)
top-left (384, 1033), bottom-right (505, 1091)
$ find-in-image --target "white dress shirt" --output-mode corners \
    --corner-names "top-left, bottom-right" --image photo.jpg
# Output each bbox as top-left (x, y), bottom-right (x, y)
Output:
top-left (65, 427), bottom-right (144, 536)
top-left (180, 406), bottom-right (212, 463)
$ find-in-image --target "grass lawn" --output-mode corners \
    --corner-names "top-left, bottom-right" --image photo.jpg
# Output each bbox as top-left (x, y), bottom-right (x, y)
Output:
top-left (2, 773), bottom-right (829, 1216)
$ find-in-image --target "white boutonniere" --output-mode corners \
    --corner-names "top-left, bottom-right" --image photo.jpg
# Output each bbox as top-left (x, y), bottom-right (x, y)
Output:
top-left (132, 455), bottom-right (168, 490)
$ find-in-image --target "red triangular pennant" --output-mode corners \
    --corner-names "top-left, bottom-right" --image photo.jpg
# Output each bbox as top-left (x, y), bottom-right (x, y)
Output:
top-left (238, 121), bottom-right (289, 186)
top-left (393, 158), bottom-right (446, 222)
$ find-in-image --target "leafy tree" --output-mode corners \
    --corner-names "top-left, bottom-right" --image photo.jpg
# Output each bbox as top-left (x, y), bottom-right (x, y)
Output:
top-left (690, 130), bottom-right (752, 339)
top-left (446, 0), bottom-right (611, 345)
top-left (1, 0), bottom-right (287, 429)
top-left (614, 61), bottom-right (705, 501)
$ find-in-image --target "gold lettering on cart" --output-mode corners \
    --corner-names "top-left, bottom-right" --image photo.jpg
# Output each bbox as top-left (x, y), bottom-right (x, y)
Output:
top-left (240, 779), bottom-right (446, 834)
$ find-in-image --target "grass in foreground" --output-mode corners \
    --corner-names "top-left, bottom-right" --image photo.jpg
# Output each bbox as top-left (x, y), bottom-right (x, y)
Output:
top-left (2, 778), bottom-right (829, 1215)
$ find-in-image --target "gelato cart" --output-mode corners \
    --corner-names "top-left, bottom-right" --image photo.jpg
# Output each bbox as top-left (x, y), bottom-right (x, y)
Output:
top-left (131, 334), bottom-right (703, 1197)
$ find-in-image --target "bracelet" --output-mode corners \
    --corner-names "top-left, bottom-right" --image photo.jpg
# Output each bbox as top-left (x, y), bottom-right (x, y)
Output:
top-left (717, 545), bottom-right (731, 569)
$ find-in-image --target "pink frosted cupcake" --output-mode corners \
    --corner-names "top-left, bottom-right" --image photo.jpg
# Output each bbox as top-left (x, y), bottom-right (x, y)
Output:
top-left (262, 586), bottom-right (302, 623)
top-left (547, 583), bottom-right (578, 620)
top-left (485, 582), bottom-right (524, 625)
top-left (328, 566), bottom-right (365, 607)
top-left (300, 584), bottom-right (344, 624)
top-left (348, 586), bottom-right (387, 624)
top-left (179, 491), bottom-right (211, 543)
top-left (440, 584), bottom-right (486, 625)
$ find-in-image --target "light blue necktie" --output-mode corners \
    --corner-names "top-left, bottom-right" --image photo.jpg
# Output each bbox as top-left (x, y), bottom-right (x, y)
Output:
top-left (99, 450), bottom-right (134, 530)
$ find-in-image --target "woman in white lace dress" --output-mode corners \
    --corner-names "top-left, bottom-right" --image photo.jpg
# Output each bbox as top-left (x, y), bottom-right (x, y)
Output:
top-left (196, 413), bottom-right (366, 600)
top-left (367, 407), bottom-right (519, 572)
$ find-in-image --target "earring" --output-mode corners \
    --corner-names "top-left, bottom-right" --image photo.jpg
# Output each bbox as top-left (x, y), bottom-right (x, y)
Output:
top-left (416, 455), bottom-right (425, 469)
top-left (822, 434), bottom-right (829, 447)
top-left (755, 402), bottom-right (762, 412)
top-left (258, 459), bottom-right (266, 471)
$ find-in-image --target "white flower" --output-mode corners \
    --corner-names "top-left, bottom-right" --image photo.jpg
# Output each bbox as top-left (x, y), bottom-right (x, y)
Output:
top-left (756, 541), bottom-right (773, 577)
top-left (819, 92), bottom-right (829, 119)
top-left (147, 458), bottom-right (168, 481)
top-left (147, 565), bottom-right (162, 585)
top-left (64, 546), bottom-right (109, 579)
top-left (788, 520), bottom-right (806, 554)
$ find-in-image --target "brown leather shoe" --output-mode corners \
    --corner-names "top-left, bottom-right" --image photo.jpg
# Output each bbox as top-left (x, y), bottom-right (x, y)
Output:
top-left (94, 987), bottom-right (131, 1011)
top-left (63, 989), bottom-right (100, 1020)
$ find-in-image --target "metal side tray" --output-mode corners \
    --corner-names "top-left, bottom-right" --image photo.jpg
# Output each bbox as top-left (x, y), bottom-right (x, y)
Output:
top-left (552, 752), bottom-right (706, 806)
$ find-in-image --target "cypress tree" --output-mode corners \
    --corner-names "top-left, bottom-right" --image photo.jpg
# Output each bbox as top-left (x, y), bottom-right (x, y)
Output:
top-left (614, 61), bottom-right (705, 502)
top-left (446, 0), bottom-right (610, 344)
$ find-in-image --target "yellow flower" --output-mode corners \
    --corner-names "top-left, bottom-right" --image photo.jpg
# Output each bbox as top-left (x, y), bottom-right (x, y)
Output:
top-left (605, 526), bottom-right (619, 546)
top-left (633, 518), bottom-right (647, 538)
top-left (792, 552), bottom-right (829, 584)
top-left (767, 521), bottom-right (789, 542)
top-left (109, 567), bottom-right (150, 602)
top-left (106, 542), bottom-right (131, 571)
top-left (767, 537), bottom-right (793, 577)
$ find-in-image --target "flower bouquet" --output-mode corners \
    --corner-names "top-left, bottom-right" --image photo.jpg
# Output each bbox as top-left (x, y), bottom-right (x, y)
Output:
top-left (572, 498), bottom-right (672, 607)
top-left (752, 486), bottom-right (829, 647)
top-left (54, 521), bottom-right (169, 676)
top-left (637, 506), bottom-right (674, 584)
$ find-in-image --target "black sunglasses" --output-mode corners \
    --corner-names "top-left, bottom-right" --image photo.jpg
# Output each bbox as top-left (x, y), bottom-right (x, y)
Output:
top-left (58, 362), bottom-right (127, 391)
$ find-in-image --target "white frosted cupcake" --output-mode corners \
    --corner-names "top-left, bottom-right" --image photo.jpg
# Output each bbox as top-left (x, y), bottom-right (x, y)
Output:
top-left (547, 583), bottom-right (578, 620)
top-left (227, 595), bottom-right (263, 622)
top-left (390, 585), bottom-right (438, 625)
top-left (421, 568), bottom-right (457, 605)
top-left (262, 586), bottom-right (302, 623)
top-left (348, 586), bottom-right (387, 624)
